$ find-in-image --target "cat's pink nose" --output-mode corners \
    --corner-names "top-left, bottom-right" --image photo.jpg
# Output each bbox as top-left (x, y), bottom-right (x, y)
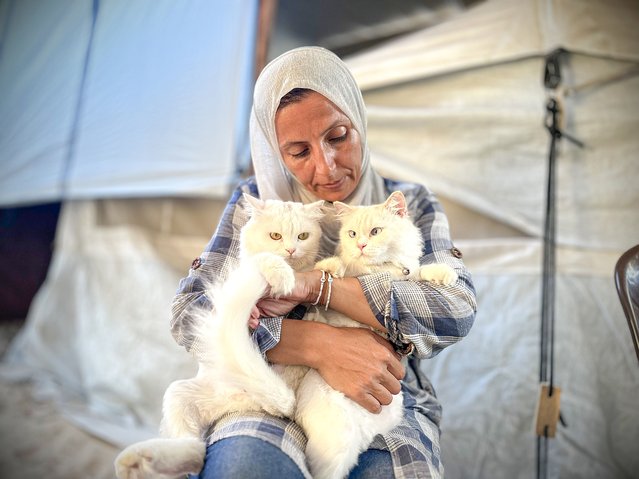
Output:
top-left (286, 248), bottom-right (296, 256)
top-left (358, 243), bottom-right (367, 251)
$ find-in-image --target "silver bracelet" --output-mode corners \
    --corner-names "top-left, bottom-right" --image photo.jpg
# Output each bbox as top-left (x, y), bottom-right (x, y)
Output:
top-left (324, 273), bottom-right (334, 311)
top-left (312, 270), bottom-right (326, 306)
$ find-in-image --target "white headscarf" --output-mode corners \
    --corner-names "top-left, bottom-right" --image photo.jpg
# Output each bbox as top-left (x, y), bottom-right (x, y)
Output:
top-left (250, 46), bottom-right (386, 207)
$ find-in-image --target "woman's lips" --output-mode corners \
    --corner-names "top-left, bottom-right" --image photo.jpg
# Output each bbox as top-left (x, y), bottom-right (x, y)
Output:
top-left (320, 178), bottom-right (345, 190)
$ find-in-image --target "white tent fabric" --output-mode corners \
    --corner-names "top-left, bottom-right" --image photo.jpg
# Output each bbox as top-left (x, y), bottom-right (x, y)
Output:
top-left (346, 0), bottom-right (639, 90)
top-left (4, 198), bottom-right (224, 446)
top-left (343, 0), bottom-right (639, 477)
top-left (0, 0), bottom-right (257, 206)
top-left (422, 241), bottom-right (639, 478)
top-left (347, 0), bottom-right (639, 250)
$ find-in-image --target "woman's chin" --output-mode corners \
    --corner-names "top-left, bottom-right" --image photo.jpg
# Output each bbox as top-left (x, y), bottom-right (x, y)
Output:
top-left (314, 179), bottom-right (356, 202)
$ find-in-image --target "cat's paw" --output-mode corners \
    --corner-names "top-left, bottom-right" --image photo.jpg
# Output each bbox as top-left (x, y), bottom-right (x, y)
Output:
top-left (114, 442), bottom-right (160, 479)
top-left (315, 256), bottom-right (346, 278)
top-left (114, 438), bottom-right (205, 479)
top-left (419, 264), bottom-right (458, 285)
top-left (254, 253), bottom-right (296, 296)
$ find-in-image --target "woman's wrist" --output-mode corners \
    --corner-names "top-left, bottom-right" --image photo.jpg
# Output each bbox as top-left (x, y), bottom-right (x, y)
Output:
top-left (266, 319), bottom-right (333, 369)
top-left (298, 269), bottom-right (326, 304)
top-left (309, 270), bottom-right (334, 309)
top-left (299, 320), bottom-right (333, 370)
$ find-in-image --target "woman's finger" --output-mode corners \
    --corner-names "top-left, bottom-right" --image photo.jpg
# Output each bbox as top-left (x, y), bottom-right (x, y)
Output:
top-left (369, 333), bottom-right (406, 381)
top-left (362, 393), bottom-right (383, 414)
top-left (370, 382), bottom-right (394, 407)
top-left (379, 369), bottom-right (402, 396)
top-left (248, 317), bottom-right (260, 330)
top-left (386, 357), bottom-right (405, 382)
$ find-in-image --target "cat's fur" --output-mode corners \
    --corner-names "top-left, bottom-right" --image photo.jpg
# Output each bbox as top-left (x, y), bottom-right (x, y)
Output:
top-left (115, 191), bottom-right (458, 479)
top-left (115, 194), bottom-right (324, 479)
top-left (291, 190), bottom-right (457, 479)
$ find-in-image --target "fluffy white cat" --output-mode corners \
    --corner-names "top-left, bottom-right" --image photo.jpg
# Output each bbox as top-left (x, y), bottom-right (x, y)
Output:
top-left (115, 194), bottom-right (324, 479)
top-left (292, 190), bottom-right (458, 479)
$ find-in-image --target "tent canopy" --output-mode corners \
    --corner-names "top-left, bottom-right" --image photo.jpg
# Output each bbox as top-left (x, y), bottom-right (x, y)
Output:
top-left (0, 0), bottom-right (257, 206)
top-left (346, 0), bottom-right (639, 252)
top-left (346, 0), bottom-right (639, 90)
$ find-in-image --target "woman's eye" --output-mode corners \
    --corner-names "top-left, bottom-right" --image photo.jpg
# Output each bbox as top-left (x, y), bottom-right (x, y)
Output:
top-left (328, 127), bottom-right (348, 144)
top-left (270, 232), bottom-right (282, 240)
top-left (348, 230), bottom-right (356, 238)
top-left (291, 148), bottom-right (309, 158)
top-left (370, 227), bottom-right (382, 236)
top-left (329, 133), bottom-right (347, 144)
top-left (298, 232), bottom-right (309, 240)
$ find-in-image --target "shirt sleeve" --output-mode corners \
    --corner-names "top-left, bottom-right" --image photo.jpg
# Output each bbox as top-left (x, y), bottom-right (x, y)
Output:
top-left (170, 179), bottom-right (284, 356)
top-left (357, 181), bottom-right (477, 359)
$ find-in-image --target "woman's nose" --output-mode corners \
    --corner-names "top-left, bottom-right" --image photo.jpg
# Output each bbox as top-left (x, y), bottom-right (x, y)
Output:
top-left (313, 145), bottom-right (336, 174)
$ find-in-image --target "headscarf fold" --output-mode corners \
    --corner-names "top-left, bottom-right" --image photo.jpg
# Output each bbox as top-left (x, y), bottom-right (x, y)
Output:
top-left (250, 46), bottom-right (386, 253)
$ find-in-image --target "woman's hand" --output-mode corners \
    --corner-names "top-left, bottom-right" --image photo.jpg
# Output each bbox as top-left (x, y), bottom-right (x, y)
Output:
top-left (267, 320), bottom-right (404, 414)
top-left (255, 270), bottom-right (323, 318)
top-left (248, 305), bottom-right (261, 330)
top-left (310, 325), bottom-right (405, 414)
top-left (261, 270), bottom-right (405, 413)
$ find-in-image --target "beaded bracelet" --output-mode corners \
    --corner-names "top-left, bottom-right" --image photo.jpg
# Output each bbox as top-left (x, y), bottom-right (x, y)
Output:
top-left (324, 273), bottom-right (334, 311)
top-left (312, 270), bottom-right (326, 306)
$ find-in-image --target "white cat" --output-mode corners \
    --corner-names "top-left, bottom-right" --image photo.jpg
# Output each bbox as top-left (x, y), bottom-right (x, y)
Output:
top-left (292, 190), bottom-right (458, 479)
top-left (115, 194), bottom-right (324, 479)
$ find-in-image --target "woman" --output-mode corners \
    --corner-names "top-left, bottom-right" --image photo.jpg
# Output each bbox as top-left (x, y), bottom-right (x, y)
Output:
top-left (172, 46), bottom-right (477, 478)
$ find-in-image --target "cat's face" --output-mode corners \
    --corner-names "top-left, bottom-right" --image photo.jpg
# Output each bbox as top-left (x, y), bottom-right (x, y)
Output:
top-left (336, 191), bottom-right (416, 267)
top-left (241, 195), bottom-right (324, 271)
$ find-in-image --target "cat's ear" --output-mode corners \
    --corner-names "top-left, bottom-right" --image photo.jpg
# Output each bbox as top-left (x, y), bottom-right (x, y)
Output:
top-left (333, 201), bottom-right (353, 217)
top-left (304, 200), bottom-right (325, 220)
top-left (384, 191), bottom-right (408, 218)
top-left (243, 193), bottom-right (265, 215)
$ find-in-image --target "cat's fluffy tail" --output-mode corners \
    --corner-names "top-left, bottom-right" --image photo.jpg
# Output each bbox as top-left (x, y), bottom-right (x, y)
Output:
top-left (193, 259), bottom-right (295, 418)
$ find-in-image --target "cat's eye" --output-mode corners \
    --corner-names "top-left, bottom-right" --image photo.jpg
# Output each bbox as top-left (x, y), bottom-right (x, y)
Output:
top-left (370, 227), bottom-right (383, 236)
top-left (270, 232), bottom-right (282, 240)
top-left (348, 230), bottom-right (356, 238)
top-left (298, 232), bottom-right (309, 240)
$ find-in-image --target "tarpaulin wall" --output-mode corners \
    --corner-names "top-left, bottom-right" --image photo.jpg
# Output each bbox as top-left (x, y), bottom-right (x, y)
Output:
top-left (0, 0), bottom-right (257, 205)
top-left (346, 0), bottom-right (639, 477)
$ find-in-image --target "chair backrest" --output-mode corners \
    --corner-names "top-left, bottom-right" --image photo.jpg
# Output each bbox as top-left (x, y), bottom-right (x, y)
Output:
top-left (615, 244), bottom-right (639, 363)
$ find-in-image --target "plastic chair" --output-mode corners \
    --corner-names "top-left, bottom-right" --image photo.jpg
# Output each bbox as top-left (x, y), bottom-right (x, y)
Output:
top-left (615, 244), bottom-right (639, 363)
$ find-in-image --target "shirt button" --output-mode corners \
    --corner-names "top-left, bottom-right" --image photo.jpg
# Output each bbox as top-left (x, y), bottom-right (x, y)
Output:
top-left (451, 247), bottom-right (463, 258)
top-left (397, 342), bottom-right (415, 356)
top-left (191, 257), bottom-right (202, 270)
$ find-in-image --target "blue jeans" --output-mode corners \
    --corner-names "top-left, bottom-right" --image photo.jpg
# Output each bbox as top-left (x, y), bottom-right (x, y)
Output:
top-left (189, 436), bottom-right (394, 479)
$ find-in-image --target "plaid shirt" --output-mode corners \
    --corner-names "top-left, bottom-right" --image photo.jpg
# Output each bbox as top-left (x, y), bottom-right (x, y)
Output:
top-left (171, 177), bottom-right (477, 478)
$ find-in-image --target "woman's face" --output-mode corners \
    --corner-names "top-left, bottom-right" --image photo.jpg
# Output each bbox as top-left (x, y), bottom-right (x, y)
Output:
top-left (274, 91), bottom-right (363, 203)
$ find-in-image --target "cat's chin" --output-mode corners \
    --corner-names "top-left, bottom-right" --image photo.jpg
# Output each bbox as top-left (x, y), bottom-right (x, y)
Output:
top-left (352, 254), bottom-right (378, 266)
top-left (287, 257), bottom-right (314, 271)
